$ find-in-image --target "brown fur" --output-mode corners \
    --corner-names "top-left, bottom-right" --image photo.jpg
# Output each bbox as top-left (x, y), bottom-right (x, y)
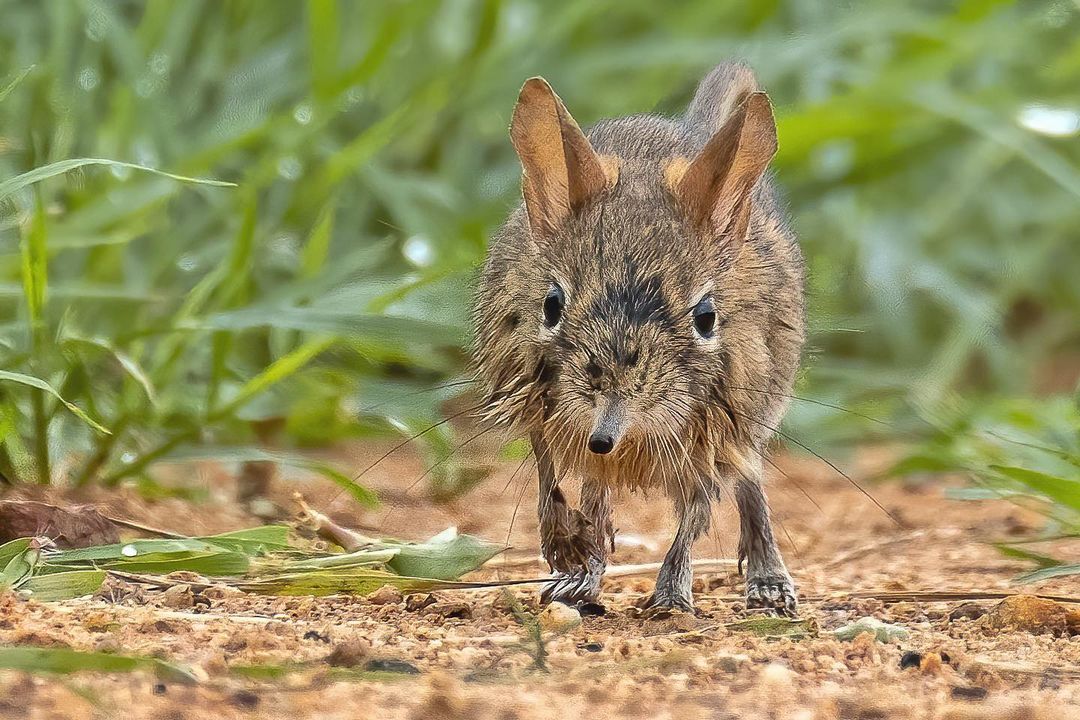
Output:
top-left (473, 62), bottom-right (805, 613)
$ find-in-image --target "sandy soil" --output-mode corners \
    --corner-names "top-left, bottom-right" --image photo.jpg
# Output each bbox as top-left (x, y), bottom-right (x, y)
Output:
top-left (1, 444), bottom-right (1078, 720)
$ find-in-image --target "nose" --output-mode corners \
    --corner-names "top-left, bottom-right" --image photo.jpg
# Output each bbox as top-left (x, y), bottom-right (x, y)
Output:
top-left (587, 432), bottom-right (614, 455)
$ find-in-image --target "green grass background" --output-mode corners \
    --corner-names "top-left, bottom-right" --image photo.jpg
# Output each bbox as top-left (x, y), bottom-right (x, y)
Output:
top-left (0, 0), bottom-right (1077, 526)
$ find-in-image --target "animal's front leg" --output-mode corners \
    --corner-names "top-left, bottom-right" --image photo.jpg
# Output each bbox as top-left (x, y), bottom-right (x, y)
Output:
top-left (541, 479), bottom-right (612, 605)
top-left (647, 480), bottom-right (711, 611)
top-left (734, 454), bottom-right (797, 616)
top-left (531, 431), bottom-right (607, 605)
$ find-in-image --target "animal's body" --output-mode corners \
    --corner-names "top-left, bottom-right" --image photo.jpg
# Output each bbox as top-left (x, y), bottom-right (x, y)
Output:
top-left (473, 62), bottom-right (805, 614)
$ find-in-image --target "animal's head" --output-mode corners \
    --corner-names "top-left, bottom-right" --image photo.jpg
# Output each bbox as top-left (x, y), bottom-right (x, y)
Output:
top-left (475, 73), bottom-right (780, 468)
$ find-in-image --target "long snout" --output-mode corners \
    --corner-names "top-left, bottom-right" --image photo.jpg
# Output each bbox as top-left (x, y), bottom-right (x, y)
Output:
top-left (588, 396), bottom-right (628, 455)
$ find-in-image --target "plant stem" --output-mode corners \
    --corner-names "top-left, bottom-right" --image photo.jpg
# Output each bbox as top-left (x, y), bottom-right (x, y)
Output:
top-left (30, 389), bottom-right (49, 484)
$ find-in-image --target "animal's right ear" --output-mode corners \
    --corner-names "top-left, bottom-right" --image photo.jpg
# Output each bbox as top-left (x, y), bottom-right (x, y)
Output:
top-left (668, 92), bottom-right (777, 246)
top-left (510, 77), bottom-right (612, 237)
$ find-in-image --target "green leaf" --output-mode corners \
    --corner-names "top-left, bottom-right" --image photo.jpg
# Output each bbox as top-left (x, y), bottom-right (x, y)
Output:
top-left (202, 526), bottom-right (292, 554)
top-left (0, 539), bottom-right (32, 569)
top-left (60, 336), bottom-right (158, 405)
top-left (995, 544), bottom-right (1063, 569)
top-left (0, 158), bottom-right (235, 202)
top-left (273, 548), bottom-right (398, 572)
top-left (210, 337), bottom-right (336, 419)
top-left (19, 570), bottom-right (105, 601)
top-left (47, 539), bottom-right (225, 563)
top-left (0, 549), bottom-right (38, 589)
top-left (988, 465), bottom-right (1080, 513)
top-left (1014, 564), bottom-right (1080, 583)
top-left (0, 646), bottom-right (197, 684)
top-left (49, 551), bottom-right (250, 576)
top-left (237, 567), bottom-right (466, 596)
top-left (0, 370), bottom-right (110, 434)
top-left (386, 529), bottom-right (503, 581)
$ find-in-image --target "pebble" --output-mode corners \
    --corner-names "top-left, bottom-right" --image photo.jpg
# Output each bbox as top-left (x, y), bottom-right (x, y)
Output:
top-left (985, 595), bottom-right (1069, 636)
top-left (538, 602), bottom-right (582, 633)
top-left (157, 584), bottom-right (195, 610)
top-left (325, 638), bottom-right (371, 667)
top-left (365, 585), bottom-right (403, 606)
top-left (759, 662), bottom-right (797, 698)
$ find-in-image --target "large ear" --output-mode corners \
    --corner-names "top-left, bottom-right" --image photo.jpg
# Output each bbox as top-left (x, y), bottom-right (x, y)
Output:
top-left (510, 77), bottom-right (610, 237)
top-left (670, 92), bottom-right (777, 244)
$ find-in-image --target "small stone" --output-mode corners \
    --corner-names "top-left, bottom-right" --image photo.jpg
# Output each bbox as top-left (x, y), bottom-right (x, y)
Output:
top-left (832, 616), bottom-right (908, 643)
top-left (539, 602), bottom-right (582, 633)
top-left (325, 639), bottom-right (371, 667)
top-left (157, 584), bottom-right (194, 610)
top-left (405, 593), bottom-right (437, 612)
top-left (715, 653), bottom-right (752, 673)
top-left (365, 585), bottom-right (403, 606)
top-left (950, 685), bottom-right (988, 701)
top-left (364, 658), bottom-right (421, 674)
top-left (82, 611), bottom-right (117, 633)
top-left (578, 641), bottom-right (603, 653)
top-left (948, 602), bottom-right (987, 621)
top-left (760, 662), bottom-right (796, 696)
top-left (985, 595), bottom-right (1068, 636)
top-left (201, 584), bottom-right (241, 600)
top-left (919, 652), bottom-right (943, 675)
top-left (1066, 608), bottom-right (1080, 636)
top-left (93, 637), bottom-right (120, 654)
top-left (230, 690), bottom-right (260, 709)
top-left (152, 683), bottom-right (166, 695)
top-left (427, 601), bottom-right (471, 619)
top-left (578, 602), bottom-right (606, 617)
top-left (303, 630), bottom-right (330, 643)
top-left (899, 651), bottom-right (922, 670)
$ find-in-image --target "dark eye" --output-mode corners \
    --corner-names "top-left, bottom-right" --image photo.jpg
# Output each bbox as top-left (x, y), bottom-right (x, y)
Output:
top-left (543, 284), bottom-right (565, 328)
top-left (692, 297), bottom-right (716, 339)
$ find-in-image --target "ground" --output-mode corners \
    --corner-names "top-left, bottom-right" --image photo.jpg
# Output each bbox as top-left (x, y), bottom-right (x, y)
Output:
top-left (1, 444), bottom-right (1078, 720)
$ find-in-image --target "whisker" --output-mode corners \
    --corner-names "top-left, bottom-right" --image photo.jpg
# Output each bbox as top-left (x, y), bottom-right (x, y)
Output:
top-left (750, 444), bottom-right (822, 512)
top-left (726, 406), bottom-right (901, 526)
top-left (723, 384), bottom-right (892, 427)
top-left (357, 377), bottom-right (477, 415)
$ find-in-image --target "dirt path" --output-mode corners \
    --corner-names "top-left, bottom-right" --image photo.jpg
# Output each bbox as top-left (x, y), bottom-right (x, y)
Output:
top-left (1, 448), bottom-right (1078, 719)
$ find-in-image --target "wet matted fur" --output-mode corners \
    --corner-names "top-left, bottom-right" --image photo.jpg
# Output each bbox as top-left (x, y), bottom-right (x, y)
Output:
top-left (473, 62), bottom-right (805, 614)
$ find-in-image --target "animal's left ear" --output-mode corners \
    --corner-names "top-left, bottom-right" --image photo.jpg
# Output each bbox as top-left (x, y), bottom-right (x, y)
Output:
top-left (668, 92), bottom-right (777, 245)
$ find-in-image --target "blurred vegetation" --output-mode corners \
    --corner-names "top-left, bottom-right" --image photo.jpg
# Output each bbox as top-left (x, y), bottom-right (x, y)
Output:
top-left (0, 1), bottom-right (1077, 511)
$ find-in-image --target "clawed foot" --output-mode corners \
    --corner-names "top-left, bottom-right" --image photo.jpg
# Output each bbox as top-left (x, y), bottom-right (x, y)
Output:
top-left (540, 566), bottom-right (603, 606)
top-left (745, 574), bottom-right (798, 617)
top-left (642, 588), bottom-right (695, 614)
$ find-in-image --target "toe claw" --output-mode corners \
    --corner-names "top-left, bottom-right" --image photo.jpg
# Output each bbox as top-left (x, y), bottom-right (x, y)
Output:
top-left (745, 575), bottom-right (798, 617)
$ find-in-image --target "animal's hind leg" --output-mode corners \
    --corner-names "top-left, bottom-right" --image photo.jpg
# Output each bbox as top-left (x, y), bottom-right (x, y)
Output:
top-left (733, 453), bottom-right (797, 616)
top-left (532, 432), bottom-right (608, 605)
top-left (646, 480), bottom-right (711, 611)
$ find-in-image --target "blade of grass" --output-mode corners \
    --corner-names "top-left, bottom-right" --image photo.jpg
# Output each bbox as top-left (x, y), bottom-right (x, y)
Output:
top-left (0, 159), bottom-right (236, 202)
top-left (0, 371), bottom-right (109, 435)
top-left (0, 64), bottom-right (35, 103)
top-left (18, 570), bottom-right (106, 601)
